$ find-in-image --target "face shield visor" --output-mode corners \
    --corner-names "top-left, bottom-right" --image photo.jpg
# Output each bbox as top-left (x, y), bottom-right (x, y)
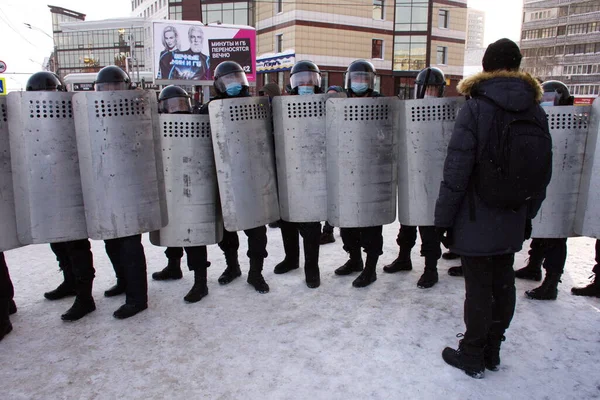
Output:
top-left (414, 84), bottom-right (444, 99)
top-left (345, 71), bottom-right (375, 94)
top-left (540, 91), bottom-right (559, 107)
top-left (215, 71), bottom-right (249, 96)
top-left (159, 97), bottom-right (192, 114)
top-left (290, 71), bottom-right (321, 90)
top-left (95, 81), bottom-right (130, 92)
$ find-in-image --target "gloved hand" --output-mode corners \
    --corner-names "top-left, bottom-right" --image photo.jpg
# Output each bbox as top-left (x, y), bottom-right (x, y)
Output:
top-left (435, 227), bottom-right (454, 249)
top-left (524, 219), bottom-right (532, 240)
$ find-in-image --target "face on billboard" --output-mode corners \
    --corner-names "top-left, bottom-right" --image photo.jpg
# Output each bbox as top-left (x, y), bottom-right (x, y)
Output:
top-left (189, 27), bottom-right (204, 53)
top-left (164, 31), bottom-right (177, 50)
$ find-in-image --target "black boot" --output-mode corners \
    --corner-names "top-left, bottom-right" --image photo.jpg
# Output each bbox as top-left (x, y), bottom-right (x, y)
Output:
top-left (152, 258), bottom-right (183, 281)
top-left (44, 267), bottom-right (76, 300)
top-left (442, 336), bottom-right (485, 379)
top-left (0, 299), bottom-right (12, 342)
top-left (515, 257), bottom-right (543, 281)
top-left (61, 280), bottom-right (96, 321)
top-left (383, 249), bottom-right (412, 273)
top-left (104, 279), bottom-right (126, 297)
top-left (9, 299), bottom-right (16, 315)
top-left (319, 232), bottom-right (335, 245)
top-left (335, 251), bottom-right (363, 276)
top-left (352, 255), bottom-right (377, 288)
top-left (417, 262), bottom-right (439, 289)
top-left (448, 265), bottom-right (464, 277)
top-left (274, 257), bottom-right (299, 274)
top-left (484, 334), bottom-right (506, 371)
top-left (526, 272), bottom-right (561, 300)
top-left (247, 258), bottom-right (269, 294)
top-left (113, 303), bottom-right (148, 319)
top-left (184, 266), bottom-right (209, 303)
top-left (218, 252), bottom-right (242, 285)
top-left (571, 270), bottom-right (600, 297)
top-left (442, 251), bottom-right (460, 260)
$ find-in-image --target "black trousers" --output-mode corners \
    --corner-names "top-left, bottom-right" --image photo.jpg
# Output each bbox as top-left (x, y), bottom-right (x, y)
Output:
top-left (323, 222), bottom-right (334, 235)
top-left (164, 246), bottom-right (209, 271)
top-left (280, 221), bottom-right (320, 267)
top-left (0, 252), bottom-right (14, 302)
top-left (104, 235), bottom-right (147, 306)
top-left (50, 239), bottom-right (95, 282)
top-left (462, 254), bottom-right (516, 348)
top-left (528, 238), bottom-right (567, 274)
top-left (340, 226), bottom-right (383, 257)
top-left (397, 225), bottom-right (441, 262)
top-left (218, 226), bottom-right (268, 260)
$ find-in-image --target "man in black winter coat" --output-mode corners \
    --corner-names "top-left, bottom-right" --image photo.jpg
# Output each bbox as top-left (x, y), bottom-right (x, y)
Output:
top-left (434, 38), bottom-right (549, 378)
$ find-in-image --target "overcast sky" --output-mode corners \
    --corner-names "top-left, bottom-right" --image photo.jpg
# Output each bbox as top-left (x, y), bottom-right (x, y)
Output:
top-left (0, 0), bottom-right (524, 91)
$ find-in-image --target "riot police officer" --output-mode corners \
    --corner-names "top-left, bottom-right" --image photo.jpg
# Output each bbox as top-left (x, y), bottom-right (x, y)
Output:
top-left (273, 60), bottom-right (323, 288)
top-left (0, 252), bottom-right (15, 341)
top-left (94, 66), bottom-right (149, 318)
top-left (200, 61), bottom-right (270, 294)
top-left (151, 85), bottom-right (212, 303)
top-left (334, 59), bottom-right (385, 288)
top-left (25, 71), bottom-right (97, 321)
top-left (383, 67), bottom-right (445, 289)
top-left (516, 80), bottom-right (574, 300)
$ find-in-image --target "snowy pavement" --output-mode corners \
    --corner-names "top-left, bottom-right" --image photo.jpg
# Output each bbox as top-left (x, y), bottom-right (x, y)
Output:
top-left (2, 221), bottom-right (600, 399)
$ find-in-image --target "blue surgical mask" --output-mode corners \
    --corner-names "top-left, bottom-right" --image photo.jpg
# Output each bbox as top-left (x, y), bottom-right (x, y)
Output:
top-left (540, 101), bottom-right (554, 107)
top-left (298, 86), bottom-right (314, 95)
top-left (351, 83), bottom-right (369, 95)
top-left (225, 83), bottom-right (242, 97)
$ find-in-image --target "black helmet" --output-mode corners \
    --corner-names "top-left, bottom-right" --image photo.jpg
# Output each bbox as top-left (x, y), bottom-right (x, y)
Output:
top-left (213, 61), bottom-right (249, 97)
top-left (541, 80), bottom-right (574, 106)
top-left (415, 67), bottom-right (446, 99)
top-left (344, 60), bottom-right (376, 96)
top-left (26, 71), bottom-right (66, 92)
top-left (289, 60), bottom-right (321, 95)
top-left (94, 66), bottom-right (131, 92)
top-left (158, 85), bottom-right (192, 114)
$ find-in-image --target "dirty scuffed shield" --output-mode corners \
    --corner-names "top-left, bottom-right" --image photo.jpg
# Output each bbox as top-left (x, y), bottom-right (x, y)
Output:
top-left (7, 91), bottom-right (87, 244)
top-left (209, 97), bottom-right (279, 231)
top-left (150, 114), bottom-right (223, 246)
top-left (0, 98), bottom-right (21, 251)
top-left (532, 106), bottom-right (590, 238)
top-left (273, 93), bottom-right (343, 222)
top-left (73, 90), bottom-right (167, 240)
top-left (575, 99), bottom-right (600, 238)
top-left (397, 97), bottom-right (465, 226)
top-left (326, 97), bottom-right (398, 227)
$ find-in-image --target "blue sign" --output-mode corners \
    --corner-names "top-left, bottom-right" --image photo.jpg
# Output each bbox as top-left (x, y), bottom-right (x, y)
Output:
top-left (0, 77), bottom-right (6, 95)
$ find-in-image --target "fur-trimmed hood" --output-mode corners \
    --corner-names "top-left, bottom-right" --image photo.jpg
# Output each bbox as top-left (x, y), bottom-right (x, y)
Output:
top-left (457, 70), bottom-right (543, 112)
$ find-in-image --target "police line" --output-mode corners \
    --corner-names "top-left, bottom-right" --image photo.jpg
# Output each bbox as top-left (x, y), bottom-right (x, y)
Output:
top-left (0, 91), bottom-right (599, 252)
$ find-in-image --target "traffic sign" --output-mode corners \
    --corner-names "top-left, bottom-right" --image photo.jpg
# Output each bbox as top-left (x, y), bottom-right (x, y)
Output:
top-left (0, 60), bottom-right (6, 73)
top-left (0, 77), bottom-right (6, 95)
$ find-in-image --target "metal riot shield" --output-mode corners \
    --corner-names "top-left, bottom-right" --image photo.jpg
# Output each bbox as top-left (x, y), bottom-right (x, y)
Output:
top-left (532, 106), bottom-right (590, 238)
top-left (273, 93), bottom-right (344, 222)
top-left (73, 90), bottom-right (167, 240)
top-left (0, 98), bottom-right (21, 251)
top-left (209, 96), bottom-right (279, 231)
top-left (149, 114), bottom-right (223, 246)
top-left (326, 97), bottom-right (398, 228)
top-left (7, 91), bottom-right (87, 244)
top-left (396, 97), bottom-right (465, 226)
top-left (575, 99), bottom-right (600, 238)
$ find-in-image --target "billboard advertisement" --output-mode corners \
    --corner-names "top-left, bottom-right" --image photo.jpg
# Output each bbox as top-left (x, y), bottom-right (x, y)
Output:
top-left (153, 21), bottom-right (256, 85)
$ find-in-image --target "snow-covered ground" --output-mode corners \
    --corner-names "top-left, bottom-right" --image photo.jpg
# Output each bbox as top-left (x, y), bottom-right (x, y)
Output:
top-left (2, 221), bottom-right (599, 399)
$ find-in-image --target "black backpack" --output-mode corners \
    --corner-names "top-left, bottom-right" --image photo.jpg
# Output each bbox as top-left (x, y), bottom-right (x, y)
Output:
top-left (473, 100), bottom-right (552, 210)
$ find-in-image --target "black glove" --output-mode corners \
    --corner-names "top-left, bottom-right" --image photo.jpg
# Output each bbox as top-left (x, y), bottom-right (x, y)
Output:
top-left (524, 219), bottom-right (532, 240)
top-left (435, 227), bottom-right (454, 249)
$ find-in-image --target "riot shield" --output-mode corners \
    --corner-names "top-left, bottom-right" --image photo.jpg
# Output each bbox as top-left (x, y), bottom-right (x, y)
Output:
top-left (209, 96), bottom-right (279, 231)
top-left (575, 99), bottom-right (600, 238)
top-left (149, 114), bottom-right (223, 246)
top-left (73, 90), bottom-right (167, 240)
top-left (7, 91), bottom-right (87, 244)
top-left (0, 97), bottom-right (21, 251)
top-left (532, 106), bottom-right (590, 238)
top-left (273, 93), bottom-right (344, 222)
top-left (396, 97), bottom-right (465, 226)
top-left (326, 97), bottom-right (398, 227)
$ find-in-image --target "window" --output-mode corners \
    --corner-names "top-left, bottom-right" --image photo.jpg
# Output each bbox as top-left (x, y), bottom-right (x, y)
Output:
top-left (373, 0), bottom-right (384, 20)
top-left (276, 0), bottom-right (282, 14)
top-left (437, 46), bottom-right (448, 64)
top-left (439, 9), bottom-right (449, 29)
top-left (372, 39), bottom-right (383, 59)
top-left (393, 35), bottom-right (426, 71)
top-left (275, 34), bottom-right (283, 53)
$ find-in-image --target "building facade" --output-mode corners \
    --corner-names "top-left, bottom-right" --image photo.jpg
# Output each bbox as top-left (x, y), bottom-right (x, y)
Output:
top-left (466, 8), bottom-right (485, 50)
top-left (520, 0), bottom-right (600, 102)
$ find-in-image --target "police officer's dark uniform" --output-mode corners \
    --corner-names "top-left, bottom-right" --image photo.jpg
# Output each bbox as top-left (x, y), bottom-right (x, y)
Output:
top-left (199, 61), bottom-right (270, 294)
top-left (0, 252), bottom-right (15, 341)
top-left (272, 60), bottom-right (322, 289)
top-left (150, 85), bottom-right (213, 303)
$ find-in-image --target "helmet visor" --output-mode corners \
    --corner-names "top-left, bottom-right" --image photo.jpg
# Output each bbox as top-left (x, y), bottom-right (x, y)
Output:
top-left (290, 71), bottom-right (321, 89)
top-left (159, 97), bottom-right (192, 114)
top-left (414, 84), bottom-right (444, 99)
top-left (215, 71), bottom-right (249, 93)
top-left (541, 91), bottom-right (558, 106)
top-left (345, 71), bottom-right (375, 89)
top-left (95, 82), bottom-right (130, 92)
